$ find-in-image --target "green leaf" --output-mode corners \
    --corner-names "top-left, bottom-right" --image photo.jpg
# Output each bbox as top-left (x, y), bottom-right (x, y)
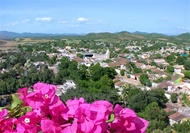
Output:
top-left (20, 106), bottom-right (31, 115)
top-left (11, 94), bottom-right (23, 110)
top-left (106, 113), bottom-right (115, 123)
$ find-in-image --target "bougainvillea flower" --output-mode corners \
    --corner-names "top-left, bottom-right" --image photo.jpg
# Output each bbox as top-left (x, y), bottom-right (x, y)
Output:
top-left (0, 109), bottom-right (8, 130)
top-left (49, 98), bottom-right (67, 122)
top-left (0, 83), bottom-right (149, 132)
top-left (0, 118), bottom-right (17, 133)
top-left (41, 119), bottom-right (62, 133)
top-left (16, 111), bottom-right (40, 133)
top-left (25, 90), bottom-right (44, 110)
top-left (66, 97), bottom-right (85, 117)
top-left (33, 82), bottom-right (57, 105)
top-left (87, 100), bottom-right (112, 123)
top-left (110, 104), bottom-right (149, 133)
top-left (0, 109), bottom-right (8, 119)
top-left (17, 87), bottom-right (28, 105)
top-left (61, 118), bottom-right (78, 133)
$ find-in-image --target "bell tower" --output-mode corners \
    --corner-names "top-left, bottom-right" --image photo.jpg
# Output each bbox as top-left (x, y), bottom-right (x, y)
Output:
top-left (106, 49), bottom-right (110, 59)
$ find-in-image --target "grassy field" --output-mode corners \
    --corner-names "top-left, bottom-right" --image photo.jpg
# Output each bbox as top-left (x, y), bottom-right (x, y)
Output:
top-left (0, 40), bottom-right (17, 50)
top-left (15, 38), bottom-right (56, 44)
top-left (0, 38), bottom-right (56, 50)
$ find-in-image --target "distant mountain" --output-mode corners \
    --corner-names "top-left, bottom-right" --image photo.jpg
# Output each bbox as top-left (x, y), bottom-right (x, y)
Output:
top-left (0, 31), bottom-right (80, 39)
top-left (85, 31), bottom-right (169, 41)
top-left (84, 31), bottom-right (146, 41)
top-left (0, 31), bottom-right (189, 43)
top-left (133, 31), bottom-right (149, 35)
top-left (0, 31), bottom-right (19, 39)
top-left (177, 32), bottom-right (190, 40)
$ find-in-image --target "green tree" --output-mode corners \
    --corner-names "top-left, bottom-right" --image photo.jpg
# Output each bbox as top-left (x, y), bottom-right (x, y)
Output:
top-left (151, 61), bottom-right (158, 67)
top-left (139, 102), bottom-right (168, 121)
top-left (90, 64), bottom-right (116, 81)
top-left (120, 69), bottom-right (125, 76)
top-left (183, 71), bottom-right (190, 79)
top-left (128, 89), bottom-right (168, 112)
top-left (138, 102), bottom-right (169, 132)
top-left (90, 63), bottom-right (104, 81)
top-left (147, 89), bottom-right (168, 108)
top-left (176, 56), bottom-right (187, 65)
top-left (165, 53), bottom-right (176, 64)
top-left (171, 93), bottom-right (177, 103)
top-left (146, 120), bottom-right (168, 133)
top-left (184, 60), bottom-right (190, 70)
top-left (128, 91), bottom-right (148, 112)
top-left (61, 87), bottom-right (120, 105)
top-left (173, 120), bottom-right (190, 133)
top-left (99, 75), bottom-right (114, 92)
top-left (76, 53), bottom-right (83, 58)
top-left (133, 67), bottom-right (142, 74)
top-left (167, 65), bottom-right (174, 73)
top-left (139, 73), bottom-right (151, 87)
top-left (126, 62), bottom-right (136, 74)
top-left (121, 85), bottom-right (142, 105)
top-left (154, 53), bottom-right (162, 59)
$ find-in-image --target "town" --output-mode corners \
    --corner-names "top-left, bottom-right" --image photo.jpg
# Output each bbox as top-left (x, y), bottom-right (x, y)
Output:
top-left (0, 31), bottom-right (190, 132)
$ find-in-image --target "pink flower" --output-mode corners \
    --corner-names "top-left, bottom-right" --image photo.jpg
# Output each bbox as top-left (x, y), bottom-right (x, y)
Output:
top-left (65, 97), bottom-right (85, 118)
top-left (25, 82), bottom-right (60, 116)
top-left (33, 82), bottom-right (57, 92)
top-left (89, 100), bottom-right (113, 123)
top-left (0, 109), bottom-right (9, 131)
top-left (64, 98), bottom-right (96, 132)
top-left (25, 90), bottom-right (44, 110)
top-left (84, 100), bottom-right (113, 132)
top-left (33, 82), bottom-right (57, 105)
top-left (0, 118), bottom-right (17, 133)
top-left (109, 104), bottom-right (149, 133)
top-left (49, 98), bottom-right (67, 123)
top-left (61, 118), bottom-right (78, 133)
top-left (65, 98), bottom-right (113, 133)
top-left (16, 112), bottom-right (41, 133)
top-left (0, 83), bottom-right (149, 132)
top-left (17, 87), bottom-right (28, 105)
top-left (41, 119), bottom-right (62, 133)
top-left (0, 109), bottom-right (8, 120)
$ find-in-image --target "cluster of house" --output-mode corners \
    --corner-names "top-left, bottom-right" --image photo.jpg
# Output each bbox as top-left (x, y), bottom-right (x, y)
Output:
top-left (1, 41), bottom-right (190, 126)
top-left (165, 102), bottom-right (190, 125)
top-left (55, 80), bottom-right (76, 96)
top-left (24, 45), bottom-right (190, 97)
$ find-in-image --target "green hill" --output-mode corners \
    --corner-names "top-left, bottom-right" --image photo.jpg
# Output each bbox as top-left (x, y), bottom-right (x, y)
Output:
top-left (177, 32), bottom-right (190, 40)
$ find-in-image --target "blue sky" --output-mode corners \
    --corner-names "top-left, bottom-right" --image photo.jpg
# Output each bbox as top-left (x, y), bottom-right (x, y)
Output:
top-left (0, 0), bottom-right (189, 35)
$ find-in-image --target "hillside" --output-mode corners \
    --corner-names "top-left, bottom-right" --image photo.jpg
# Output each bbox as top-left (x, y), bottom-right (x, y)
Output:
top-left (0, 31), bottom-right (189, 44)
top-left (177, 32), bottom-right (190, 40)
top-left (0, 31), bottom-right (79, 39)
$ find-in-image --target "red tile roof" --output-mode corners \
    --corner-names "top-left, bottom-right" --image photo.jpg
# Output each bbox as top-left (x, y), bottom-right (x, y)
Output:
top-left (108, 57), bottom-right (130, 67)
top-left (169, 112), bottom-right (186, 122)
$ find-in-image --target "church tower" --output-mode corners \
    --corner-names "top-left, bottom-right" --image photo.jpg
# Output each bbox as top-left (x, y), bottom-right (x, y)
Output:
top-left (105, 49), bottom-right (110, 59)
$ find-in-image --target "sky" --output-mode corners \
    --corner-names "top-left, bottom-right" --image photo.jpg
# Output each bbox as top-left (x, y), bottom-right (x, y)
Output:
top-left (0, 0), bottom-right (189, 35)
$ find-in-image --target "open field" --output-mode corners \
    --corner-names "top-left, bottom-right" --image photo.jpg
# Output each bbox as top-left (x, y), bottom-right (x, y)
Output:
top-left (15, 38), bottom-right (56, 44)
top-left (0, 38), bottom-right (57, 50)
top-left (0, 40), bottom-right (17, 50)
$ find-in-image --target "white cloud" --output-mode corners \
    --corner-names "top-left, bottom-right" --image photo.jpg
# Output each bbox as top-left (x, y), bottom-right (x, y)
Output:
top-left (22, 19), bottom-right (30, 23)
top-left (177, 26), bottom-right (190, 31)
top-left (76, 17), bottom-right (88, 22)
top-left (2, 22), bottom-right (20, 28)
top-left (2, 18), bottom-right (31, 28)
top-left (36, 17), bottom-right (52, 22)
